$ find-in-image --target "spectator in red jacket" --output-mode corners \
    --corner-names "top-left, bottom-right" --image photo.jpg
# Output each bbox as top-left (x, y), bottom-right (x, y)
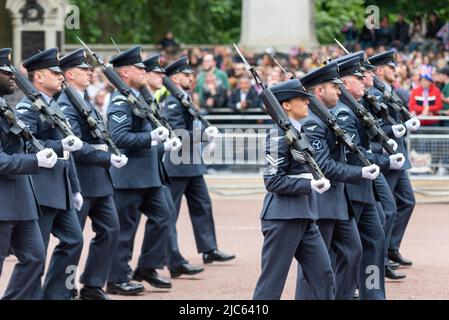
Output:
top-left (409, 72), bottom-right (443, 125)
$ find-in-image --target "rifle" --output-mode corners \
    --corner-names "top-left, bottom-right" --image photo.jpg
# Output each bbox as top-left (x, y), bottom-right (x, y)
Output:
top-left (161, 75), bottom-right (211, 128)
top-left (0, 98), bottom-right (51, 155)
top-left (233, 44), bottom-right (325, 182)
top-left (334, 38), bottom-right (414, 124)
top-left (337, 83), bottom-right (400, 157)
top-left (139, 85), bottom-right (177, 139)
top-left (63, 84), bottom-right (122, 156)
top-left (372, 76), bottom-right (414, 122)
top-left (109, 37), bottom-right (177, 139)
top-left (271, 56), bottom-right (375, 169)
top-left (77, 37), bottom-right (169, 133)
top-left (11, 66), bottom-right (75, 144)
top-left (363, 92), bottom-right (404, 127)
top-left (315, 42), bottom-right (401, 157)
top-left (309, 94), bottom-right (375, 168)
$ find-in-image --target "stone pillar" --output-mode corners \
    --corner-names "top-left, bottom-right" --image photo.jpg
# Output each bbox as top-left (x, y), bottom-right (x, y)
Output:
top-left (5, 0), bottom-right (69, 65)
top-left (239, 0), bottom-right (318, 51)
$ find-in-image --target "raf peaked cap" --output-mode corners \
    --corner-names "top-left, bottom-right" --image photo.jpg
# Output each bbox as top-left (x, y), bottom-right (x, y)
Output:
top-left (165, 56), bottom-right (193, 77)
top-left (22, 48), bottom-right (62, 73)
top-left (334, 51), bottom-right (372, 70)
top-left (367, 49), bottom-right (396, 68)
top-left (143, 54), bottom-right (165, 73)
top-left (0, 48), bottom-right (13, 73)
top-left (299, 61), bottom-right (343, 89)
top-left (270, 79), bottom-right (314, 103)
top-left (337, 56), bottom-right (364, 78)
top-left (59, 48), bottom-right (91, 71)
top-left (110, 45), bottom-right (145, 68)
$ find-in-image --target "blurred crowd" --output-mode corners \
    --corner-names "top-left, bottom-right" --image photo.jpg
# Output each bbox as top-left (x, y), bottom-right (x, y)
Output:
top-left (82, 19), bottom-right (449, 128)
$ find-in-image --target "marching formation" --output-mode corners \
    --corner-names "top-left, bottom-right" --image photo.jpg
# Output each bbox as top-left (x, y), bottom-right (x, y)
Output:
top-left (0, 45), bottom-right (234, 300)
top-left (0, 41), bottom-right (419, 300)
top-left (251, 47), bottom-right (420, 300)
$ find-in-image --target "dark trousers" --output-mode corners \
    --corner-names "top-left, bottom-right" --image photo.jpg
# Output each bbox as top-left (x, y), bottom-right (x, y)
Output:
top-left (253, 219), bottom-right (335, 300)
top-left (385, 170), bottom-right (415, 251)
top-left (166, 176), bottom-right (218, 270)
top-left (0, 220), bottom-right (45, 300)
top-left (296, 217), bottom-right (362, 300)
top-left (164, 186), bottom-right (188, 270)
top-left (77, 196), bottom-right (119, 288)
top-left (374, 174), bottom-right (397, 265)
top-left (37, 206), bottom-right (84, 300)
top-left (108, 187), bottom-right (170, 283)
top-left (353, 202), bottom-right (386, 300)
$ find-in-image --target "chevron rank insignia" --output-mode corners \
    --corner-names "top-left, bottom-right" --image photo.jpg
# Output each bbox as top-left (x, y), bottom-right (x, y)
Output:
top-left (111, 114), bottom-right (127, 123)
top-left (167, 104), bottom-right (177, 110)
top-left (264, 154), bottom-right (285, 175)
top-left (338, 115), bottom-right (349, 122)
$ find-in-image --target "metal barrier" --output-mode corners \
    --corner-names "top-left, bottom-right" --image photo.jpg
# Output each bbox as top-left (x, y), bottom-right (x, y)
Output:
top-left (203, 114), bottom-right (449, 179)
top-left (408, 116), bottom-right (449, 177)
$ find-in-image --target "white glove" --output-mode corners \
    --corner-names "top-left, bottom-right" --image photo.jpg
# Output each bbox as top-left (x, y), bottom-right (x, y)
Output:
top-left (361, 164), bottom-right (380, 180)
top-left (151, 126), bottom-right (169, 142)
top-left (164, 137), bottom-right (182, 152)
top-left (72, 192), bottom-right (83, 211)
top-left (36, 148), bottom-right (58, 168)
top-left (310, 177), bottom-right (331, 194)
top-left (392, 124), bottom-right (406, 138)
top-left (205, 126), bottom-right (219, 140)
top-left (110, 154), bottom-right (128, 168)
top-left (389, 153), bottom-right (405, 170)
top-left (383, 139), bottom-right (398, 154)
top-left (61, 135), bottom-right (83, 152)
top-left (204, 139), bottom-right (216, 156)
top-left (405, 118), bottom-right (420, 132)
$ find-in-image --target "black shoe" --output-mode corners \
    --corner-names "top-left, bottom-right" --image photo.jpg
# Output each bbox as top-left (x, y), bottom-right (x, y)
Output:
top-left (388, 260), bottom-right (400, 269)
top-left (170, 263), bottom-right (204, 278)
top-left (106, 281), bottom-right (145, 296)
top-left (133, 268), bottom-right (172, 289)
top-left (385, 265), bottom-right (406, 280)
top-left (388, 250), bottom-right (412, 266)
top-left (79, 286), bottom-right (110, 300)
top-left (203, 250), bottom-right (236, 264)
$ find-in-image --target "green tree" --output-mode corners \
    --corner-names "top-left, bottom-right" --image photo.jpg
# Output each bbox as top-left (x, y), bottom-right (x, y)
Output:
top-left (315, 0), bottom-right (366, 44)
top-left (66, 0), bottom-right (241, 44)
top-left (367, 0), bottom-right (449, 20)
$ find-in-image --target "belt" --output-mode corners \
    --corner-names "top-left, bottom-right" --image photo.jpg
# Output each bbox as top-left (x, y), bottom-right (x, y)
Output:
top-left (287, 173), bottom-right (313, 179)
top-left (91, 144), bottom-right (109, 152)
top-left (58, 150), bottom-right (70, 161)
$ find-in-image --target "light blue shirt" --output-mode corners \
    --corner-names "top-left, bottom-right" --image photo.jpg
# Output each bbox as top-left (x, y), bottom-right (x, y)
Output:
top-left (290, 117), bottom-right (302, 132)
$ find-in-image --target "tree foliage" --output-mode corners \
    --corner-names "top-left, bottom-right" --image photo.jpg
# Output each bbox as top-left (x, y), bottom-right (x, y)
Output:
top-left (368, 0), bottom-right (449, 20)
top-left (314, 0), bottom-right (366, 44)
top-left (66, 0), bottom-right (241, 44)
top-left (65, 0), bottom-right (449, 46)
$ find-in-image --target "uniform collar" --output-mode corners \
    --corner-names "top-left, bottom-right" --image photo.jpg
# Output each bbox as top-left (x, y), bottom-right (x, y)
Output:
top-left (290, 118), bottom-right (302, 132)
top-left (383, 82), bottom-right (392, 93)
top-left (40, 92), bottom-right (52, 103)
top-left (131, 88), bottom-right (140, 97)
